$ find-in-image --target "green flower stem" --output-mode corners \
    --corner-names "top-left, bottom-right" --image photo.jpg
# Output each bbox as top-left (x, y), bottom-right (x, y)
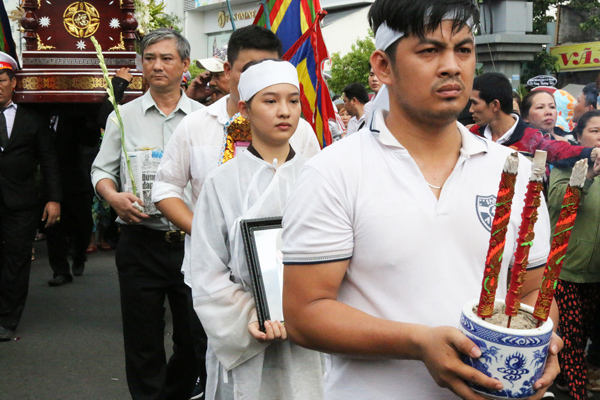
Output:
top-left (91, 36), bottom-right (138, 197)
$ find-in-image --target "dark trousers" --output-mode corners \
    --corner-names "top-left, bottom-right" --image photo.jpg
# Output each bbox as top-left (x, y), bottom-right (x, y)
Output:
top-left (116, 225), bottom-right (197, 400)
top-left (46, 191), bottom-right (93, 277)
top-left (0, 197), bottom-right (38, 331)
top-left (188, 292), bottom-right (207, 393)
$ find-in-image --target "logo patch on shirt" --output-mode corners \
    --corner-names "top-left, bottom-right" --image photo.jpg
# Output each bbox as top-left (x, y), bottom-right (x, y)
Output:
top-left (476, 195), bottom-right (496, 232)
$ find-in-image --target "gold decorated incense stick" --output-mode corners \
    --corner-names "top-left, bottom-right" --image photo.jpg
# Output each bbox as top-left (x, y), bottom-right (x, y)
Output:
top-left (533, 159), bottom-right (588, 322)
top-left (477, 153), bottom-right (519, 319)
top-left (505, 151), bottom-right (547, 322)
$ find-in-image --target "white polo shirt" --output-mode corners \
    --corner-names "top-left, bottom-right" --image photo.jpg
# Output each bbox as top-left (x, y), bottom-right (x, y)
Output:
top-left (282, 109), bottom-right (551, 400)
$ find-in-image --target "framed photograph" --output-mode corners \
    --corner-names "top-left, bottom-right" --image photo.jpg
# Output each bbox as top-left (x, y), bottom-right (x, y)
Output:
top-left (240, 217), bottom-right (284, 332)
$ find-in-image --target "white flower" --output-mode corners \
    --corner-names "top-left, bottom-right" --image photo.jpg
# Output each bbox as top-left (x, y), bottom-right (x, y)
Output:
top-left (39, 16), bottom-right (50, 27)
top-left (76, 40), bottom-right (86, 50)
top-left (109, 18), bottom-right (120, 29)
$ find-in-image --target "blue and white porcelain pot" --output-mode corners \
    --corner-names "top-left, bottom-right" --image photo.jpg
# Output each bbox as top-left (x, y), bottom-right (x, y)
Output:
top-left (459, 299), bottom-right (553, 399)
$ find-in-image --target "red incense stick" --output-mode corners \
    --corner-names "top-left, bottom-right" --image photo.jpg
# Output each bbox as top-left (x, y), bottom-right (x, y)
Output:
top-left (505, 151), bottom-right (547, 322)
top-left (533, 159), bottom-right (588, 323)
top-left (477, 153), bottom-right (519, 319)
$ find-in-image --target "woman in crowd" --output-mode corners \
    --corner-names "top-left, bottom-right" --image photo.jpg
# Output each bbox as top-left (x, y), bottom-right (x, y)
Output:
top-left (189, 59), bottom-right (323, 400)
top-left (549, 109), bottom-right (600, 399)
top-left (522, 89), bottom-right (574, 142)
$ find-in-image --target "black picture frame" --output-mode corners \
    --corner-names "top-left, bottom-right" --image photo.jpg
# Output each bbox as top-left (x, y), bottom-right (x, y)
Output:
top-left (240, 217), bottom-right (284, 332)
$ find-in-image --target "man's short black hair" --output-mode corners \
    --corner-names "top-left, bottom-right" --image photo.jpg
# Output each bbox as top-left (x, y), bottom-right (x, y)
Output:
top-left (472, 72), bottom-right (513, 115)
top-left (343, 83), bottom-right (369, 105)
top-left (0, 69), bottom-right (15, 80)
top-left (582, 83), bottom-right (599, 109)
top-left (227, 25), bottom-right (283, 67)
top-left (368, 0), bottom-right (479, 60)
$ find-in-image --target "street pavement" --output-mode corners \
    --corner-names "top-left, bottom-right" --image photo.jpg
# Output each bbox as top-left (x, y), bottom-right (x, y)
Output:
top-left (0, 241), bottom-right (171, 400)
top-left (0, 239), bottom-right (573, 400)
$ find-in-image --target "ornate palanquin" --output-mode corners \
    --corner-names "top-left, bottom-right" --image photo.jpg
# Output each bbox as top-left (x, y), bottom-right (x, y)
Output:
top-left (15, 0), bottom-right (142, 103)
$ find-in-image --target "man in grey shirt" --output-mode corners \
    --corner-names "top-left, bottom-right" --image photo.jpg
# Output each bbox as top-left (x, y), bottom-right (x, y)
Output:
top-left (92, 28), bottom-right (203, 400)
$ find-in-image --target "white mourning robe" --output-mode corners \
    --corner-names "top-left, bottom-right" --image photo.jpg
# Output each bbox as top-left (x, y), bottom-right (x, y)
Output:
top-left (190, 149), bottom-right (324, 400)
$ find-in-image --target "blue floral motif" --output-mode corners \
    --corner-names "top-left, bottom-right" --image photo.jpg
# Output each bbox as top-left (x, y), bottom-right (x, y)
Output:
top-left (498, 353), bottom-right (529, 386)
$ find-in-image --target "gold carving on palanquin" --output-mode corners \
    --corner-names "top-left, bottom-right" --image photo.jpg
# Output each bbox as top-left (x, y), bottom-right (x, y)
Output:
top-left (18, 76), bottom-right (108, 90)
top-left (108, 33), bottom-right (126, 51)
top-left (63, 2), bottom-right (100, 38)
top-left (36, 34), bottom-right (56, 50)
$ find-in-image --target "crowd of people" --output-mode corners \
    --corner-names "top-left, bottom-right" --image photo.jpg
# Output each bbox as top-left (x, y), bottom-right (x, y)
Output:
top-left (2, 0), bottom-right (600, 399)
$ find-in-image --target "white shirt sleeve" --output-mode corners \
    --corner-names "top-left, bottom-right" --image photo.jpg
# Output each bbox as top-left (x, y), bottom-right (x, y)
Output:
top-left (152, 120), bottom-right (191, 204)
top-left (282, 163), bottom-right (354, 264)
top-left (190, 176), bottom-right (268, 370)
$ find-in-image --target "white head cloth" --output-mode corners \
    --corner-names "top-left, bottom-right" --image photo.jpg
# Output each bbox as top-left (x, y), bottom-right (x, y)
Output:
top-left (374, 9), bottom-right (475, 50)
top-left (238, 60), bottom-right (300, 102)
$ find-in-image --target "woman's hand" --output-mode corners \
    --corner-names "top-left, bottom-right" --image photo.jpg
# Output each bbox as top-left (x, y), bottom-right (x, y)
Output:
top-left (248, 320), bottom-right (287, 342)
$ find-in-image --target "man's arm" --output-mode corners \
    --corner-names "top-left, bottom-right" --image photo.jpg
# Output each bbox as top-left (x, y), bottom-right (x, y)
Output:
top-left (153, 119), bottom-right (194, 234)
top-left (283, 260), bottom-right (504, 399)
top-left (36, 110), bottom-right (62, 227)
top-left (155, 198), bottom-right (192, 234)
top-left (96, 178), bottom-right (148, 224)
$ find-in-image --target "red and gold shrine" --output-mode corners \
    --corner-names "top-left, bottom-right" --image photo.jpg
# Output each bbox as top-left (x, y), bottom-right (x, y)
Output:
top-left (15, 0), bottom-right (142, 103)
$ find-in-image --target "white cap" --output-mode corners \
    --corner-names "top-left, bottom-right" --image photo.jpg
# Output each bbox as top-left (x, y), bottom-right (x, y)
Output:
top-left (238, 60), bottom-right (299, 102)
top-left (196, 44), bottom-right (227, 73)
top-left (0, 52), bottom-right (18, 71)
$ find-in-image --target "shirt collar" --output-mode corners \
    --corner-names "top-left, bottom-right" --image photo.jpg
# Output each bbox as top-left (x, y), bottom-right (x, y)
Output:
top-left (483, 113), bottom-right (519, 145)
top-left (141, 89), bottom-right (194, 116)
top-left (370, 109), bottom-right (488, 157)
top-left (207, 94), bottom-right (230, 124)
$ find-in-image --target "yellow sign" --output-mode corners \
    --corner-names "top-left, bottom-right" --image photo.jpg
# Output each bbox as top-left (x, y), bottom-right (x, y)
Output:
top-left (550, 42), bottom-right (600, 71)
top-left (217, 10), bottom-right (257, 28)
top-left (63, 2), bottom-right (100, 38)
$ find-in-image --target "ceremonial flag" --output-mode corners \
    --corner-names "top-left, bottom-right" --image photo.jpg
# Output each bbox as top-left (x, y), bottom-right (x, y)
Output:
top-left (253, 0), bottom-right (320, 54)
top-left (0, 2), bottom-right (18, 67)
top-left (283, 13), bottom-right (335, 148)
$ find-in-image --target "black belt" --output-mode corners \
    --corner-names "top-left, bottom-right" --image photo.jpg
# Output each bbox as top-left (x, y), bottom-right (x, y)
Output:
top-left (121, 225), bottom-right (186, 243)
top-left (164, 230), bottom-right (186, 243)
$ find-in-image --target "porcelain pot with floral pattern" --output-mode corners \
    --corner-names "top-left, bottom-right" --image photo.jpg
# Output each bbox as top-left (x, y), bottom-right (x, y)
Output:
top-left (459, 299), bottom-right (553, 399)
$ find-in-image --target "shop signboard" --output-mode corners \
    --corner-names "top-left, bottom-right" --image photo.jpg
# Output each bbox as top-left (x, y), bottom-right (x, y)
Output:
top-left (550, 42), bottom-right (600, 71)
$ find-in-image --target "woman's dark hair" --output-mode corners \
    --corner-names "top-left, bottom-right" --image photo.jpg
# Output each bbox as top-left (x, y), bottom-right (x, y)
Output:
top-left (582, 83), bottom-right (599, 109)
top-left (521, 90), bottom-right (555, 121)
top-left (368, 0), bottom-right (479, 62)
top-left (573, 109), bottom-right (600, 141)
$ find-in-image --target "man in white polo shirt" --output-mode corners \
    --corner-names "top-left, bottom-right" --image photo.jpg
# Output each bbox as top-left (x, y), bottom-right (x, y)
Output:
top-left (281, 0), bottom-right (562, 399)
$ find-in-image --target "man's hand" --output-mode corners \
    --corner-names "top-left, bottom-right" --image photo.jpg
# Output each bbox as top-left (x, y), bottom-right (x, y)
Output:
top-left (185, 71), bottom-right (213, 101)
top-left (418, 326), bottom-right (504, 400)
top-left (248, 320), bottom-right (287, 342)
top-left (42, 201), bottom-right (61, 228)
top-left (115, 67), bottom-right (133, 82)
top-left (106, 191), bottom-right (149, 224)
top-left (528, 332), bottom-right (563, 399)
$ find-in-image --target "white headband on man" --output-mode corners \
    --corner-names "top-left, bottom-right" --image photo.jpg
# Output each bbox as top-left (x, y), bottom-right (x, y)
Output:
top-left (238, 60), bottom-right (300, 102)
top-left (375, 9), bottom-right (475, 50)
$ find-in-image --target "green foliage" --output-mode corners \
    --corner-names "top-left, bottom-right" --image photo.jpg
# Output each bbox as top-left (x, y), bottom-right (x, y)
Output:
top-left (532, 0), bottom-right (600, 34)
top-left (328, 33), bottom-right (375, 95)
top-left (188, 63), bottom-right (204, 79)
top-left (521, 50), bottom-right (560, 84)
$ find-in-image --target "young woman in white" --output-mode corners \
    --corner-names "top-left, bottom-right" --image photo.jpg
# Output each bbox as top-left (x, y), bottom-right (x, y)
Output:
top-left (189, 59), bottom-right (323, 400)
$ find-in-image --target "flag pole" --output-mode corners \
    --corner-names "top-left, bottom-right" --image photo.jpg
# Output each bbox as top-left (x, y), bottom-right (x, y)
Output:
top-left (262, 0), bottom-right (271, 29)
top-left (226, 0), bottom-right (236, 31)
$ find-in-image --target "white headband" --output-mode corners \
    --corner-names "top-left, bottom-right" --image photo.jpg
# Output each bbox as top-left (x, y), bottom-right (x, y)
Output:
top-left (375, 10), bottom-right (475, 50)
top-left (238, 60), bottom-right (300, 102)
